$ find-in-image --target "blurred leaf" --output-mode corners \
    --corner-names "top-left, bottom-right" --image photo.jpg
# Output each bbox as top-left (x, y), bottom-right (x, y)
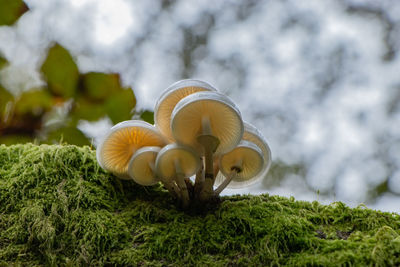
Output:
top-left (81, 72), bottom-right (120, 101)
top-left (14, 89), bottom-right (52, 117)
top-left (0, 0), bottom-right (29, 26)
top-left (70, 96), bottom-right (107, 125)
top-left (41, 44), bottom-right (79, 98)
top-left (0, 55), bottom-right (8, 69)
top-left (139, 110), bottom-right (154, 124)
top-left (2, 44), bottom-right (140, 147)
top-left (105, 88), bottom-right (136, 124)
top-left (46, 126), bottom-right (90, 146)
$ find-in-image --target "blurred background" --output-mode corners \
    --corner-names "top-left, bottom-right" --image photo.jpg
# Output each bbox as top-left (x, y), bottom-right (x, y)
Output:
top-left (1, 0), bottom-right (400, 212)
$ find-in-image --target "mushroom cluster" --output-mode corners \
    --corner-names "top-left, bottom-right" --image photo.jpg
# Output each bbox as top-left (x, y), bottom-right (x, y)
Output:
top-left (97, 79), bottom-right (271, 208)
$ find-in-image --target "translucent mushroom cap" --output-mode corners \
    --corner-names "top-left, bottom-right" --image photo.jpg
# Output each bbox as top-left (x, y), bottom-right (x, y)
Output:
top-left (242, 121), bottom-right (272, 176)
top-left (171, 91), bottom-right (243, 155)
top-left (219, 140), bottom-right (264, 185)
top-left (96, 120), bottom-right (166, 179)
top-left (154, 79), bottom-right (217, 142)
top-left (155, 143), bottom-right (200, 182)
top-left (128, 146), bottom-right (160, 186)
top-left (215, 122), bottom-right (272, 188)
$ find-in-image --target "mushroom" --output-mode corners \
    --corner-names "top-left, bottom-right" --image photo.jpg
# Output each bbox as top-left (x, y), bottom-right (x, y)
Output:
top-left (171, 91), bottom-right (243, 200)
top-left (242, 122), bottom-right (271, 174)
top-left (128, 146), bottom-right (180, 197)
top-left (214, 140), bottom-right (264, 195)
top-left (154, 79), bottom-right (217, 142)
top-left (96, 120), bottom-right (166, 179)
top-left (215, 121), bottom-right (272, 188)
top-left (155, 143), bottom-right (200, 207)
top-left (127, 146), bottom-right (160, 186)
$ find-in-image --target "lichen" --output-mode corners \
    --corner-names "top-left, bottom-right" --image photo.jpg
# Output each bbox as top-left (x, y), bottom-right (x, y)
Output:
top-left (1, 144), bottom-right (400, 266)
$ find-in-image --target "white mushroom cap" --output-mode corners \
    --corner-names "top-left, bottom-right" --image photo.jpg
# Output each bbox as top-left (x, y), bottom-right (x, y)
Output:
top-left (215, 122), bottom-right (272, 188)
top-left (155, 143), bottom-right (200, 182)
top-left (96, 120), bottom-right (166, 179)
top-left (128, 146), bottom-right (160, 186)
top-left (242, 121), bottom-right (272, 177)
top-left (218, 140), bottom-right (264, 187)
top-left (171, 91), bottom-right (243, 155)
top-left (154, 79), bottom-right (217, 142)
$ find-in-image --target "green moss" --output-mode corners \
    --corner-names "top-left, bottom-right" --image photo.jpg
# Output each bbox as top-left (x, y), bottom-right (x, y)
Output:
top-left (1, 144), bottom-right (400, 266)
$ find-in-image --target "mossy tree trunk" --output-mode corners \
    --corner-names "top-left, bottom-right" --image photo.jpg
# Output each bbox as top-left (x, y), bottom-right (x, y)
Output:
top-left (1, 144), bottom-right (400, 266)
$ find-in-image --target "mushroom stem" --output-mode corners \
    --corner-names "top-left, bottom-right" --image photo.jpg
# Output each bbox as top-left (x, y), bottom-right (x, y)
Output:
top-left (171, 181), bottom-right (181, 196)
top-left (174, 159), bottom-right (190, 208)
top-left (194, 158), bottom-right (204, 196)
top-left (201, 116), bottom-right (212, 135)
top-left (197, 134), bottom-right (220, 201)
top-left (163, 181), bottom-right (181, 199)
top-left (213, 158), bottom-right (220, 178)
top-left (214, 167), bottom-right (240, 195)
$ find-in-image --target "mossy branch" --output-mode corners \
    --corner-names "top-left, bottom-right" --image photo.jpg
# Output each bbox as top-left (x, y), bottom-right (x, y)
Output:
top-left (1, 144), bottom-right (400, 266)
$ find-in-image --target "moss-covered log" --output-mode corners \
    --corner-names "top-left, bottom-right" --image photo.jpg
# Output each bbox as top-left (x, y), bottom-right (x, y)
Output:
top-left (1, 144), bottom-right (400, 266)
